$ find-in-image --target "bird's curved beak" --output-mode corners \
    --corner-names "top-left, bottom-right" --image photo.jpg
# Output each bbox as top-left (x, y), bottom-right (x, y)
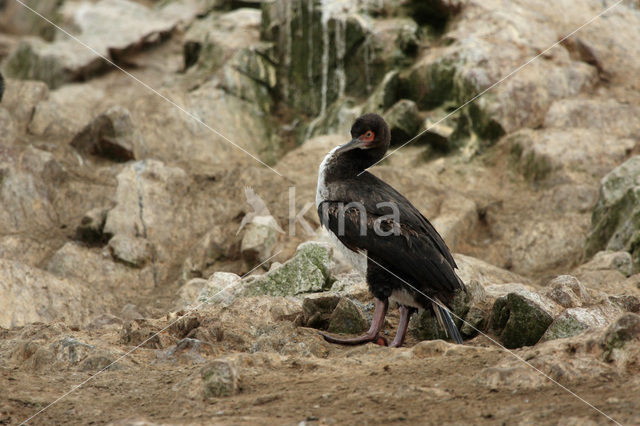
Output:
top-left (335, 138), bottom-right (367, 155)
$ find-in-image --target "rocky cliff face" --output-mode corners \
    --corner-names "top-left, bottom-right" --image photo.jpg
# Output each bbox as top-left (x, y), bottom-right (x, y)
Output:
top-left (1, 0), bottom-right (640, 424)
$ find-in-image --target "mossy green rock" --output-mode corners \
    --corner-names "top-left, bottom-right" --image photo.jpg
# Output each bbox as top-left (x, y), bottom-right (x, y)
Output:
top-left (384, 99), bottom-right (421, 145)
top-left (601, 313), bottom-right (640, 362)
top-left (410, 309), bottom-right (449, 341)
top-left (327, 298), bottom-right (367, 334)
top-left (302, 295), bottom-right (341, 329)
top-left (201, 360), bottom-right (238, 398)
top-left (585, 156), bottom-right (640, 268)
top-left (491, 290), bottom-right (560, 348)
top-left (243, 242), bottom-right (333, 297)
top-left (540, 304), bottom-right (621, 342)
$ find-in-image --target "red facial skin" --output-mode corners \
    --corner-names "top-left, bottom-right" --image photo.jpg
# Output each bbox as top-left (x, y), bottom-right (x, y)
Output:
top-left (360, 130), bottom-right (375, 146)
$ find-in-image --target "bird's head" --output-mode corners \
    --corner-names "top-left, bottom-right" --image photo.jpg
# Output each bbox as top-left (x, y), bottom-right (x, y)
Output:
top-left (335, 113), bottom-right (391, 156)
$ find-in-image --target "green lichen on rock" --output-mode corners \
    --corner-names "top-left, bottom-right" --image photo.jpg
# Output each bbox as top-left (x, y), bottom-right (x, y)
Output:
top-left (243, 242), bottom-right (333, 297)
top-left (4, 41), bottom-right (69, 89)
top-left (200, 360), bottom-right (238, 398)
top-left (600, 313), bottom-right (640, 361)
top-left (541, 314), bottom-right (589, 341)
top-left (410, 310), bottom-right (449, 341)
top-left (585, 156), bottom-right (640, 269)
top-left (491, 291), bottom-right (557, 348)
top-left (327, 298), bottom-right (367, 334)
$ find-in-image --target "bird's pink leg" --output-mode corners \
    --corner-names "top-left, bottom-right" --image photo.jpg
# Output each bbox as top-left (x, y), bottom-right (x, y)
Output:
top-left (389, 305), bottom-right (416, 348)
top-left (319, 298), bottom-right (388, 346)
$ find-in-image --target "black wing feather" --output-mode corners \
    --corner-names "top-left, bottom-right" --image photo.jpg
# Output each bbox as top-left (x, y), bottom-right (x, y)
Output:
top-left (318, 171), bottom-right (465, 295)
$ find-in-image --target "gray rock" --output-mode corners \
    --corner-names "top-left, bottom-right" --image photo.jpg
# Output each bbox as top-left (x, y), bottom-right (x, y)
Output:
top-left (410, 310), bottom-right (449, 341)
top-left (361, 71), bottom-right (400, 114)
top-left (383, 99), bottom-right (421, 145)
top-left (540, 304), bottom-right (622, 342)
top-left (183, 8), bottom-right (262, 73)
top-left (4, 0), bottom-right (208, 88)
top-left (0, 0), bottom-right (64, 41)
top-left (0, 78), bottom-right (48, 130)
top-left (585, 156), bottom-right (640, 268)
top-left (600, 313), bottom-right (640, 363)
top-left (27, 83), bottom-right (104, 138)
top-left (0, 259), bottom-right (106, 328)
top-left (196, 272), bottom-right (243, 307)
top-left (242, 242), bottom-right (333, 297)
top-left (579, 250), bottom-right (634, 278)
top-left (262, 2), bottom-right (416, 119)
top-left (508, 128), bottom-right (634, 183)
top-left (45, 242), bottom-right (153, 305)
top-left (544, 275), bottom-right (590, 309)
top-left (300, 294), bottom-right (341, 329)
top-left (108, 235), bottom-right (152, 268)
top-left (200, 359), bottom-right (239, 398)
top-left (240, 215), bottom-right (279, 266)
top-left (180, 227), bottom-right (226, 282)
top-left (71, 106), bottom-right (142, 162)
top-left (329, 272), bottom-right (369, 302)
top-left (327, 298), bottom-right (367, 335)
top-left (490, 290), bottom-right (561, 348)
top-left (75, 207), bottom-right (109, 246)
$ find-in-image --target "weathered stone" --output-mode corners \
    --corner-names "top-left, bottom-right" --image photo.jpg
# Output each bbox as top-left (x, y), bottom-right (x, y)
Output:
top-left (383, 99), bottom-right (421, 145)
top-left (197, 272), bottom-right (243, 307)
top-left (490, 290), bottom-right (561, 348)
top-left (4, 0), bottom-right (209, 88)
top-left (0, 0), bottom-right (64, 41)
top-left (453, 254), bottom-right (526, 288)
top-left (27, 83), bottom-right (105, 138)
top-left (0, 78), bottom-right (48, 130)
top-left (600, 313), bottom-right (640, 364)
top-left (585, 156), bottom-right (640, 268)
top-left (180, 227), bottom-right (226, 282)
top-left (540, 304), bottom-right (622, 342)
top-left (544, 275), bottom-right (589, 309)
top-left (410, 310), bottom-right (449, 341)
top-left (329, 272), bottom-right (369, 302)
top-left (108, 235), bottom-right (152, 268)
top-left (75, 207), bottom-right (109, 246)
top-left (71, 106), bottom-right (141, 162)
top-left (45, 242), bottom-right (154, 304)
top-left (300, 294), bottom-right (341, 329)
top-left (0, 259), bottom-right (107, 328)
top-left (327, 298), bottom-right (367, 335)
top-left (579, 250), bottom-right (634, 277)
top-left (361, 71), bottom-right (400, 114)
top-left (183, 8), bottom-right (262, 73)
top-left (544, 99), bottom-right (640, 140)
top-left (200, 359), bottom-right (239, 398)
top-left (242, 242), bottom-right (333, 297)
top-left (217, 45), bottom-right (276, 113)
top-left (262, 2), bottom-right (415, 118)
top-left (240, 215), bottom-right (279, 265)
top-left (431, 193), bottom-right (477, 251)
top-left (508, 128), bottom-right (634, 183)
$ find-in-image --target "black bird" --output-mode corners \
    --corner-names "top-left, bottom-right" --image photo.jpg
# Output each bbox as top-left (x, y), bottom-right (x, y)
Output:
top-left (316, 113), bottom-right (466, 347)
top-left (0, 72), bottom-right (4, 102)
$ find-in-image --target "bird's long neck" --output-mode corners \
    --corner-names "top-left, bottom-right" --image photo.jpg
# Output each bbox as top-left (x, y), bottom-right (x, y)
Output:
top-left (324, 147), bottom-right (387, 182)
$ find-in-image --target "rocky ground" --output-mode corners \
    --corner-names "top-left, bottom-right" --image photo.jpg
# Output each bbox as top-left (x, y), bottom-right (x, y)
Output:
top-left (1, 0), bottom-right (640, 424)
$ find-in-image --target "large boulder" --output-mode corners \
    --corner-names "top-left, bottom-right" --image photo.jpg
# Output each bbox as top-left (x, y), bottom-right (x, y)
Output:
top-left (490, 289), bottom-right (562, 348)
top-left (585, 156), bottom-right (640, 269)
top-left (3, 0), bottom-right (210, 88)
top-left (0, 259), bottom-right (109, 328)
top-left (242, 242), bottom-right (334, 297)
top-left (262, 1), bottom-right (418, 122)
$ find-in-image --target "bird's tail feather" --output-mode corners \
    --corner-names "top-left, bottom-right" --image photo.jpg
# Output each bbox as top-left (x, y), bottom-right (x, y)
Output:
top-left (432, 299), bottom-right (463, 344)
